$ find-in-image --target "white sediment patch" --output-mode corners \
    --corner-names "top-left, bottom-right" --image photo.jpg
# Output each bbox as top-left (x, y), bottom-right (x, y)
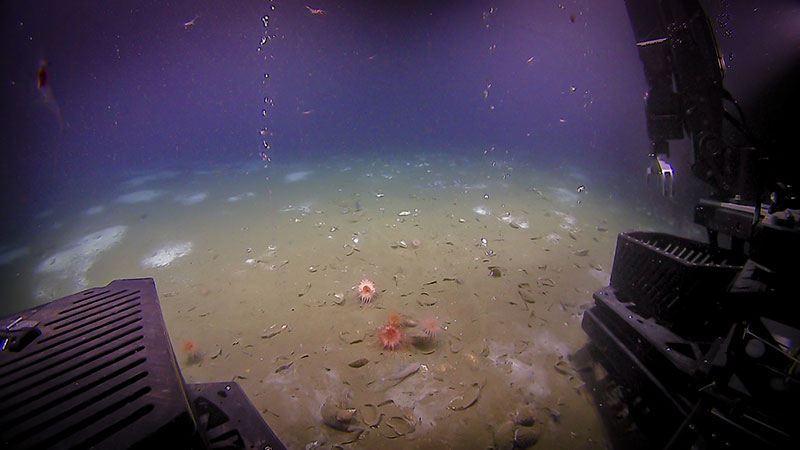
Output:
top-left (0, 247), bottom-right (29, 265)
top-left (35, 209), bottom-right (53, 219)
top-left (85, 205), bottom-right (104, 215)
top-left (122, 170), bottom-right (179, 188)
top-left (551, 187), bottom-right (579, 206)
top-left (473, 205), bottom-right (490, 216)
top-left (174, 192), bottom-right (207, 205)
top-left (284, 170), bottom-right (313, 182)
top-left (280, 201), bottom-right (312, 213)
top-left (35, 226), bottom-right (128, 295)
top-left (227, 192), bottom-right (255, 202)
top-left (141, 241), bottom-right (192, 268)
top-left (552, 210), bottom-right (576, 228)
top-left (117, 190), bottom-right (161, 204)
top-left (500, 215), bottom-right (530, 229)
top-left (589, 268), bottom-right (611, 285)
top-left (464, 183), bottom-right (488, 190)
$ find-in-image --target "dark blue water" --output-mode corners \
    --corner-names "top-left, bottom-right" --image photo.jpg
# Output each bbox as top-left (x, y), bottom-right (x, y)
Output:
top-left (1, 1), bottom-right (796, 448)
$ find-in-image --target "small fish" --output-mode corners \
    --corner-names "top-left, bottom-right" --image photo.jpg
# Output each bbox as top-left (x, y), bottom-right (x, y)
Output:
top-left (35, 60), bottom-right (65, 132)
top-left (184, 14), bottom-right (199, 29)
top-left (306, 6), bottom-right (325, 15)
top-left (367, 363), bottom-right (421, 391)
top-left (37, 61), bottom-right (48, 89)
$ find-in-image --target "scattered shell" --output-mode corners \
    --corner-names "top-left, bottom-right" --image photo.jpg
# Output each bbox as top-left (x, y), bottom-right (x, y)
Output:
top-left (308, 266), bottom-right (318, 272)
top-left (398, 240), bottom-right (408, 248)
top-left (417, 295), bottom-right (439, 306)
top-left (275, 361), bottom-right (293, 373)
top-left (261, 324), bottom-right (288, 339)
top-left (398, 211), bottom-right (411, 216)
top-left (386, 416), bottom-right (415, 436)
top-left (376, 192), bottom-right (385, 198)
top-left (537, 277), bottom-right (555, 287)
top-left (517, 289), bottom-right (536, 304)
top-left (348, 358), bottom-right (369, 368)
top-left (488, 266), bottom-right (502, 277)
top-left (361, 404), bottom-right (381, 427)
top-left (572, 249), bottom-right (589, 256)
top-left (448, 382), bottom-right (482, 410)
top-left (331, 292), bottom-right (345, 305)
top-left (554, 359), bottom-right (574, 375)
top-left (458, 218), bottom-right (467, 223)
top-left (449, 337), bottom-right (463, 353)
top-left (339, 330), bottom-right (364, 344)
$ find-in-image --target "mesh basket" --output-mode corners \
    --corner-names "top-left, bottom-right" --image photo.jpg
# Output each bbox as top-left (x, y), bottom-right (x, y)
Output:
top-left (609, 231), bottom-right (746, 323)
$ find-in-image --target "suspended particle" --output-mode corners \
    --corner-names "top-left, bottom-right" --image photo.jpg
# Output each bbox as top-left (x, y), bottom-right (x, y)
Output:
top-left (483, 194), bottom-right (489, 200)
top-left (570, 85), bottom-right (577, 93)
top-left (262, 109), bottom-right (268, 117)
top-left (262, 15), bottom-right (270, 27)
top-left (503, 173), bottom-right (510, 180)
top-left (492, 161), bottom-right (496, 167)
top-left (577, 185), bottom-right (585, 193)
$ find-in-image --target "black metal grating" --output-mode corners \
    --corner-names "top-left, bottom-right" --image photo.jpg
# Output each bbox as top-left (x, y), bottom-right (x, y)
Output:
top-left (0, 278), bottom-right (196, 450)
top-left (609, 231), bottom-right (746, 324)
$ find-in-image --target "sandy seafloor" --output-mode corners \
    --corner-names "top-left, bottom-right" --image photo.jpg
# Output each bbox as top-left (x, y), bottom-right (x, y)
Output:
top-left (0, 153), bottom-right (678, 449)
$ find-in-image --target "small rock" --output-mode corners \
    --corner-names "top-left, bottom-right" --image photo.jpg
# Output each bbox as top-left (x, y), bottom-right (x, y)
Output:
top-left (320, 399), bottom-right (361, 433)
top-left (493, 421), bottom-right (515, 450)
top-left (515, 427), bottom-right (540, 448)
top-left (515, 405), bottom-right (538, 426)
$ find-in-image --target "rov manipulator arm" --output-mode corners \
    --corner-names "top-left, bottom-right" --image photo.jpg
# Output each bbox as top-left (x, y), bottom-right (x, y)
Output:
top-left (624, 0), bottom-right (761, 206)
